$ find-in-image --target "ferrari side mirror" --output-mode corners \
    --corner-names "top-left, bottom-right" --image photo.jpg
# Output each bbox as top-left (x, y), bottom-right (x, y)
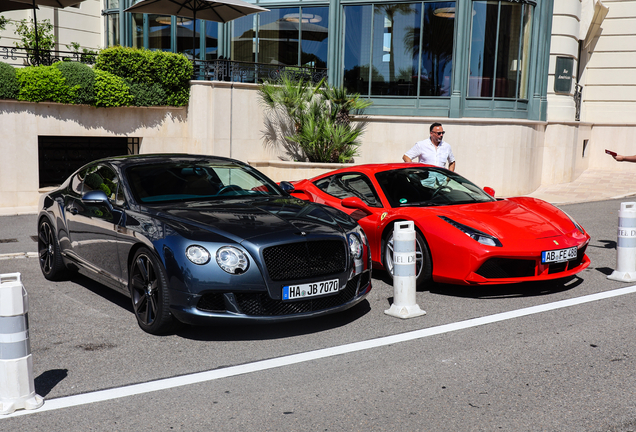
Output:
top-left (341, 197), bottom-right (373, 215)
top-left (483, 187), bottom-right (495, 197)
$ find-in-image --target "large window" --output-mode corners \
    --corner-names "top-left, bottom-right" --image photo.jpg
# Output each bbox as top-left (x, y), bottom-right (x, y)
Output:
top-left (232, 7), bottom-right (329, 67)
top-left (468, 1), bottom-right (533, 99)
top-left (343, 2), bottom-right (455, 97)
top-left (104, 0), bottom-right (120, 47)
top-left (128, 13), bottom-right (218, 59)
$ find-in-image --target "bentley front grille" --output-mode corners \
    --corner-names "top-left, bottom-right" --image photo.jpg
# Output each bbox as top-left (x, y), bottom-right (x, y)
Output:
top-left (263, 240), bottom-right (346, 281)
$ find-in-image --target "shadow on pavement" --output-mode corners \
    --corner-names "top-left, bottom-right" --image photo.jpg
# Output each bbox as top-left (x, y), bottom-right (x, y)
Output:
top-left (175, 300), bottom-right (372, 342)
top-left (428, 276), bottom-right (584, 299)
top-left (34, 369), bottom-right (69, 397)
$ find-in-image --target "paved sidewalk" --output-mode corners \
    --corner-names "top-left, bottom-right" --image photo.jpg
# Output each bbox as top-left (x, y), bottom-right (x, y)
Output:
top-left (525, 169), bottom-right (636, 205)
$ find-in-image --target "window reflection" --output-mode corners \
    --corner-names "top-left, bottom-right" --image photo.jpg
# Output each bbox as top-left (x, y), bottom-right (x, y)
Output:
top-left (469, 1), bottom-right (532, 99)
top-left (131, 13), bottom-right (143, 49)
top-left (343, 5), bottom-right (372, 95)
top-left (344, 2), bottom-right (454, 97)
top-left (231, 7), bottom-right (328, 66)
top-left (148, 14), bottom-right (172, 52)
top-left (106, 13), bottom-right (120, 47)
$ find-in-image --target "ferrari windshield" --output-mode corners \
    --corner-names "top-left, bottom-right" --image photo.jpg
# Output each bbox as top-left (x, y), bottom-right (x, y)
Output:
top-left (126, 161), bottom-right (283, 203)
top-left (375, 167), bottom-right (496, 207)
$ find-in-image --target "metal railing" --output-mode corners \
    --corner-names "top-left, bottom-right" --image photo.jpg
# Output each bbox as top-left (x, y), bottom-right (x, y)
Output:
top-left (2, 47), bottom-right (327, 85)
top-left (0, 46), bottom-right (97, 66)
top-left (192, 59), bottom-right (327, 84)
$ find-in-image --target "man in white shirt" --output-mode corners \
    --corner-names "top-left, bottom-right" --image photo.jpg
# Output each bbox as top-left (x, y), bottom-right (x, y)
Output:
top-left (402, 122), bottom-right (456, 171)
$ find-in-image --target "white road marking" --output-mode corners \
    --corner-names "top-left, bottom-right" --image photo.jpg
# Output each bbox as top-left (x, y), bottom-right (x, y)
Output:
top-left (3, 285), bottom-right (636, 418)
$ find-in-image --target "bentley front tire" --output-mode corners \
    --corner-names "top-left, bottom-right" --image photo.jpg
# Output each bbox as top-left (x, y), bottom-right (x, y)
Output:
top-left (38, 218), bottom-right (69, 281)
top-left (129, 248), bottom-right (177, 335)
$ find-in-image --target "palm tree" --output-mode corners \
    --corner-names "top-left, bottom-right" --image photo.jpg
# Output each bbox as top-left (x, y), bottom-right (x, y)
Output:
top-left (258, 77), bottom-right (372, 163)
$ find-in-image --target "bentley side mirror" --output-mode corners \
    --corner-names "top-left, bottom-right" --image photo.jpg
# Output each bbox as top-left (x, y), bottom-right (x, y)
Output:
top-left (279, 181), bottom-right (295, 193)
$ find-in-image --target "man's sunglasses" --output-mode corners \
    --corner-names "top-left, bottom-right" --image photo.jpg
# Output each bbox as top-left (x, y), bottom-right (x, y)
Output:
top-left (432, 131), bottom-right (445, 135)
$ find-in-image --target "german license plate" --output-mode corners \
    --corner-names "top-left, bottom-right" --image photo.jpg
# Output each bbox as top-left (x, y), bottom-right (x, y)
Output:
top-left (541, 246), bottom-right (577, 263)
top-left (282, 279), bottom-right (339, 300)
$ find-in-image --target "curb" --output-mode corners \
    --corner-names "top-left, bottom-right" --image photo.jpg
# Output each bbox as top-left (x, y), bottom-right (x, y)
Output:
top-left (0, 253), bottom-right (38, 261)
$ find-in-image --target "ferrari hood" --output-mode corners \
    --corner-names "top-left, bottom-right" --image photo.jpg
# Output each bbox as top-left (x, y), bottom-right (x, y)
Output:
top-left (433, 198), bottom-right (577, 240)
top-left (151, 197), bottom-right (349, 243)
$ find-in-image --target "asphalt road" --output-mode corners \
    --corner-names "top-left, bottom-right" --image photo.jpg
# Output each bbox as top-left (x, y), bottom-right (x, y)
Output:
top-left (1, 199), bottom-right (635, 431)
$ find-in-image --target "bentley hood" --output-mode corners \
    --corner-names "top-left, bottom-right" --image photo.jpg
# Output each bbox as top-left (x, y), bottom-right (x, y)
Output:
top-left (150, 197), bottom-right (353, 244)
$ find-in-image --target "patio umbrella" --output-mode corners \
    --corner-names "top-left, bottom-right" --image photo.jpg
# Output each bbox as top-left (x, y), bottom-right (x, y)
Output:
top-left (0, 0), bottom-right (38, 13)
top-left (126, 0), bottom-right (269, 59)
top-left (8, 0), bottom-right (87, 64)
top-left (240, 18), bottom-right (328, 42)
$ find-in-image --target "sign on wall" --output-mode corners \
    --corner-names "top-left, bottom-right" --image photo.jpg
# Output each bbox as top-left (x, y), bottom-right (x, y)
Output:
top-left (554, 56), bottom-right (574, 94)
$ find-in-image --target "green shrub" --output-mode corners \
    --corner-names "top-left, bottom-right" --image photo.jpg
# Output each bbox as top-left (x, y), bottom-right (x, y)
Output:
top-left (96, 46), bottom-right (191, 107)
top-left (127, 81), bottom-right (167, 106)
top-left (94, 69), bottom-right (133, 107)
top-left (96, 46), bottom-right (156, 84)
top-left (55, 61), bottom-right (95, 105)
top-left (166, 86), bottom-right (190, 107)
top-left (15, 66), bottom-right (76, 103)
top-left (152, 50), bottom-right (193, 88)
top-left (0, 62), bottom-right (19, 100)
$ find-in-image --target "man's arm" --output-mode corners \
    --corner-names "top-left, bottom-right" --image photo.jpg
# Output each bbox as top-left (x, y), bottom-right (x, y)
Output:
top-left (403, 155), bottom-right (413, 163)
top-left (448, 161), bottom-right (456, 172)
top-left (614, 155), bottom-right (636, 163)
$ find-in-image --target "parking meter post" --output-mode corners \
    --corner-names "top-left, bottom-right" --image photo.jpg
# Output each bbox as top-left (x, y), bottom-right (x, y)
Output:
top-left (0, 273), bottom-right (44, 415)
top-left (608, 202), bottom-right (636, 282)
top-left (384, 221), bottom-right (426, 319)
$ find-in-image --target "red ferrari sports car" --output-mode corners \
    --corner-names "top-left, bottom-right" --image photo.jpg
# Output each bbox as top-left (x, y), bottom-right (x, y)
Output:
top-left (281, 163), bottom-right (590, 286)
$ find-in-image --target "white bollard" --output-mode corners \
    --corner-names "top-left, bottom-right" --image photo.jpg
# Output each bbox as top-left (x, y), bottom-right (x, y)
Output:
top-left (384, 221), bottom-right (426, 319)
top-left (0, 273), bottom-right (43, 415)
top-left (608, 202), bottom-right (636, 282)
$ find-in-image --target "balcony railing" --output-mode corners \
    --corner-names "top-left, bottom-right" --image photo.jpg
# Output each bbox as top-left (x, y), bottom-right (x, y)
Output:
top-left (192, 59), bottom-right (327, 84)
top-left (1, 46), bottom-right (327, 85)
top-left (0, 46), bottom-right (97, 66)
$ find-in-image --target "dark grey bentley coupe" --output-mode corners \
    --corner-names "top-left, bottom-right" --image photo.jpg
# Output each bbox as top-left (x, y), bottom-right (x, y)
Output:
top-left (38, 154), bottom-right (372, 334)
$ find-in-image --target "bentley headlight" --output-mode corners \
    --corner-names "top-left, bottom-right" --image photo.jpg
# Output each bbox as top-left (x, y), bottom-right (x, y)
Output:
top-left (348, 233), bottom-right (363, 259)
top-left (439, 216), bottom-right (502, 247)
top-left (216, 246), bottom-right (249, 274)
top-left (185, 245), bottom-right (211, 265)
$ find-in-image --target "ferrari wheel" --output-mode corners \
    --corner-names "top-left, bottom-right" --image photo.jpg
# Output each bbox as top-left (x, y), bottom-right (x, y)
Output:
top-left (129, 248), bottom-right (176, 335)
top-left (38, 218), bottom-right (68, 281)
top-left (383, 229), bottom-right (432, 288)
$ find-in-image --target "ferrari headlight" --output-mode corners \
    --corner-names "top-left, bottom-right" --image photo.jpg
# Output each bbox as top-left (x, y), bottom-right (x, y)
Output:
top-left (185, 245), bottom-right (211, 265)
top-left (348, 233), bottom-right (363, 259)
top-left (216, 246), bottom-right (249, 274)
top-left (562, 210), bottom-right (585, 234)
top-left (439, 216), bottom-right (502, 247)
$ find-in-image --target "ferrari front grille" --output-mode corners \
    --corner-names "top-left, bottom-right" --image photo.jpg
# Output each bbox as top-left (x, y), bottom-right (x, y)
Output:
top-left (476, 258), bottom-right (536, 279)
top-left (263, 240), bottom-right (347, 281)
